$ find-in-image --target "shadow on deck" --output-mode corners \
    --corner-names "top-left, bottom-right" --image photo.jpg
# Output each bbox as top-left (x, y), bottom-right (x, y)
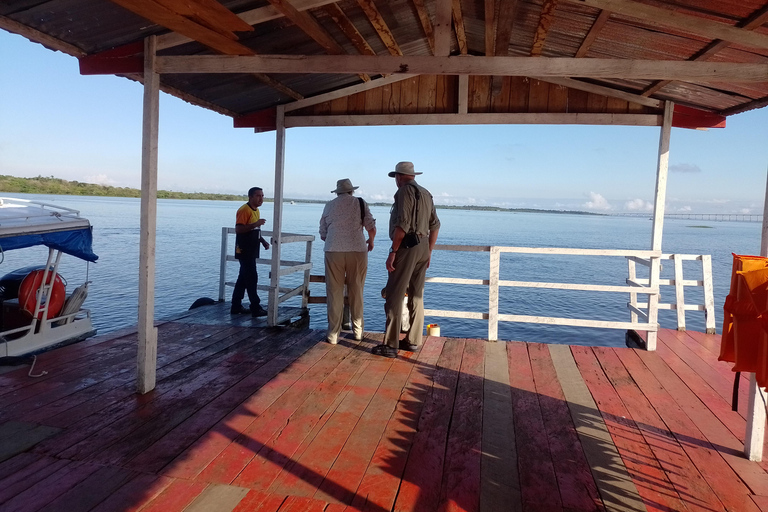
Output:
top-left (0, 306), bottom-right (766, 512)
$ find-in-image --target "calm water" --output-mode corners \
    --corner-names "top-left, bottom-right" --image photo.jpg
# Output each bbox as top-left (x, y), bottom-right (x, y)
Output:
top-left (0, 194), bottom-right (760, 347)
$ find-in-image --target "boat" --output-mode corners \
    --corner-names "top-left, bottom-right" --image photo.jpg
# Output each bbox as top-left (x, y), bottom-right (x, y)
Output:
top-left (0, 197), bottom-right (98, 358)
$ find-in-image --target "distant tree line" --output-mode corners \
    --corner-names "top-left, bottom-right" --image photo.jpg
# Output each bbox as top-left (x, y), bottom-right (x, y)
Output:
top-left (0, 175), bottom-right (598, 215)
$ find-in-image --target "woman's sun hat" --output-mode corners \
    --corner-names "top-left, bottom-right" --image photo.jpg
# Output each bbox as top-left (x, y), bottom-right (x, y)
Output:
top-left (331, 178), bottom-right (359, 194)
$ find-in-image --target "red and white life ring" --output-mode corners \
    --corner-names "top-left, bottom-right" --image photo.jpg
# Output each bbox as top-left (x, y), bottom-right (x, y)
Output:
top-left (18, 270), bottom-right (65, 319)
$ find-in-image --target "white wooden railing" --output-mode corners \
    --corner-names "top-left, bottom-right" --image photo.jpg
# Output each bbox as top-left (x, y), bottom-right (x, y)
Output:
top-left (218, 228), bottom-right (314, 321)
top-left (424, 245), bottom-right (715, 346)
top-left (627, 253), bottom-right (715, 334)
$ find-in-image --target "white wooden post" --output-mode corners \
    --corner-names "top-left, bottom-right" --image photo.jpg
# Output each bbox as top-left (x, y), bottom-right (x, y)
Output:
top-left (488, 246), bottom-right (500, 341)
top-left (701, 254), bottom-right (715, 334)
top-left (627, 258), bottom-right (638, 323)
top-left (458, 75), bottom-right (469, 114)
top-left (218, 227), bottom-right (228, 302)
top-left (673, 253), bottom-right (686, 330)
top-left (302, 239), bottom-right (312, 309)
top-left (744, 165), bottom-right (768, 461)
top-left (268, 105), bottom-right (286, 327)
top-left (137, 35), bottom-right (159, 394)
top-left (646, 100), bottom-right (673, 351)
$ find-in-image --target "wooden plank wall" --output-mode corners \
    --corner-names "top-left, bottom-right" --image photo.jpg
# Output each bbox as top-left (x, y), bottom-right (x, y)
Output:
top-left (293, 76), bottom-right (658, 117)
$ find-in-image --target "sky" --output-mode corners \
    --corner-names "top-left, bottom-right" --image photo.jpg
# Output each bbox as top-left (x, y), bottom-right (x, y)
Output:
top-left (1, 29), bottom-right (767, 214)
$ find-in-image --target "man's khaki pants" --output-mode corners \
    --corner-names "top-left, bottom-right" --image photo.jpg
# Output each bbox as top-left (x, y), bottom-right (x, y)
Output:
top-left (325, 251), bottom-right (367, 343)
top-left (384, 238), bottom-right (430, 348)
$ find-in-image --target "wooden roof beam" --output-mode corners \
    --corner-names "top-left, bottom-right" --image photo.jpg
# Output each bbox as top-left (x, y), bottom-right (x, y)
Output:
top-left (642, 4), bottom-right (768, 97)
top-left (107, 0), bottom-right (253, 54)
top-left (356, 0), bottom-right (403, 56)
top-left (434, 0), bottom-right (452, 56)
top-left (453, 0), bottom-right (468, 55)
top-left (412, 0), bottom-right (435, 54)
top-left (565, 0), bottom-right (768, 51)
top-left (485, 0), bottom-right (495, 56)
top-left (494, 0), bottom-right (518, 57)
top-left (323, 3), bottom-right (376, 56)
top-left (531, 0), bottom-right (559, 56)
top-left (153, 0), bottom-right (253, 36)
top-left (157, 55), bottom-right (768, 82)
top-left (265, 0), bottom-right (344, 55)
top-left (574, 8), bottom-right (610, 58)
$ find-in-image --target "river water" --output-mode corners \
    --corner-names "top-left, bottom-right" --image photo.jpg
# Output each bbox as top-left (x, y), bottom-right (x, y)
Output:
top-left (0, 194), bottom-right (760, 347)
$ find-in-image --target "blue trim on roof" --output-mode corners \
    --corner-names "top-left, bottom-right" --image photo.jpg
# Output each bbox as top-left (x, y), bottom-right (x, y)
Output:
top-left (0, 227), bottom-right (98, 262)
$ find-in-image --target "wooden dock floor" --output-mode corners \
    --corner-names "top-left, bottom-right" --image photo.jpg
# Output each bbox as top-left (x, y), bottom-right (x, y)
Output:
top-left (0, 313), bottom-right (766, 511)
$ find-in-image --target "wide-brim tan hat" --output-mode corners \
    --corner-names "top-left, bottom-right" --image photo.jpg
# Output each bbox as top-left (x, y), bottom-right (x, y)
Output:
top-left (388, 161), bottom-right (423, 178)
top-left (331, 178), bottom-right (359, 194)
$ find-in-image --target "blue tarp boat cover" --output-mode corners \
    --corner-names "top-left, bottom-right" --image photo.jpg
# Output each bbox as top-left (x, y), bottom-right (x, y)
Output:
top-left (0, 227), bottom-right (98, 262)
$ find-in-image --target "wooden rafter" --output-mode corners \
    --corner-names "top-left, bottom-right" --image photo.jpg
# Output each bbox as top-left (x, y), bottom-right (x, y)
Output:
top-left (485, 0), bottom-right (495, 56)
top-left (434, 0), bottom-right (452, 56)
top-left (453, 0), bottom-right (468, 55)
top-left (153, 0), bottom-right (253, 36)
top-left (564, 0), bottom-right (768, 51)
top-left (157, 55), bottom-right (768, 82)
top-left (265, 0), bottom-right (345, 54)
top-left (412, 0), bottom-right (435, 54)
top-left (494, 0), bottom-right (518, 57)
top-left (535, 76), bottom-right (662, 108)
top-left (531, 0), bottom-right (559, 56)
top-left (323, 3), bottom-right (376, 56)
top-left (575, 9), bottom-right (610, 58)
top-left (108, 0), bottom-right (253, 54)
top-left (356, 0), bottom-right (403, 56)
top-left (642, 4), bottom-right (768, 97)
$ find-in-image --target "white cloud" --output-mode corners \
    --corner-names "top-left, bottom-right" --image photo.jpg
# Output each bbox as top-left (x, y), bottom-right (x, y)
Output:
top-left (740, 208), bottom-right (753, 214)
top-left (676, 205), bottom-right (692, 212)
top-left (82, 174), bottom-right (118, 185)
top-left (624, 198), bottom-right (653, 212)
top-left (670, 163), bottom-right (702, 173)
top-left (583, 192), bottom-right (612, 211)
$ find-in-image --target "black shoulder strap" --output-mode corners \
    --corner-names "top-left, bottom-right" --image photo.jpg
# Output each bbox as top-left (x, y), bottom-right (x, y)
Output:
top-left (358, 197), bottom-right (365, 224)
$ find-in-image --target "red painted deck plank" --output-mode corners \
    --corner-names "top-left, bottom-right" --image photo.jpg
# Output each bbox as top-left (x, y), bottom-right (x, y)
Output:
top-left (128, 330), bottom-right (323, 473)
top-left (570, 346), bottom-right (689, 512)
top-left (0, 460), bottom-right (103, 512)
top-left (0, 455), bottom-right (71, 505)
top-left (314, 335), bottom-right (441, 506)
top-left (345, 336), bottom-right (445, 512)
top-left (617, 347), bottom-right (760, 511)
top-left (232, 339), bottom-right (372, 490)
top-left (638, 342), bottom-right (768, 497)
top-left (89, 473), bottom-right (173, 512)
top-left (138, 478), bottom-right (209, 512)
top-left (392, 339), bottom-right (466, 512)
top-left (527, 343), bottom-right (602, 512)
top-left (437, 339), bottom-right (485, 512)
top-left (192, 340), bottom-right (344, 484)
top-left (506, 341), bottom-right (562, 512)
top-left (162, 335), bottom-right (335, 481)
top-left (33, 328), bottom-right (271, 459)
top-left (267, 355), bottom-right (390, 498)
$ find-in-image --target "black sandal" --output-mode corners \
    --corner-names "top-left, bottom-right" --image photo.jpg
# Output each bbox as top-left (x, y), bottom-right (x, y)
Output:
top-left (372, 344), bottom-right (398, 358)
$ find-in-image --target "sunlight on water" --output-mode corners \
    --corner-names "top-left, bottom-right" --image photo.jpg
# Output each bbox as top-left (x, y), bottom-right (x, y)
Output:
top-left (0, 194), bottom-right (760, 347)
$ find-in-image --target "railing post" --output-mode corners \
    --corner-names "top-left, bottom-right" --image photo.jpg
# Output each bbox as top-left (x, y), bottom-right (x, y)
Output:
top-left (646, 256), bottom-right (660, 351)
top-left (673, 254), bottom-right (686, 331)
top-left (701, 254), bottom-right (716, 334)
top-left (302, 239), bottom-right (312, 309)
top-left (488, 247), bottom-right (500, 341)
top-left (219, 227), bottom-right (229, 302)
top-left (627, 257), bottom-right (637, 324)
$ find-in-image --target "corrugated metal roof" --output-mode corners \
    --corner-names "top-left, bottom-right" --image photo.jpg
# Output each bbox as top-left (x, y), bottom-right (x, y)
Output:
top-left (2, 0), bottom-right (767, 125)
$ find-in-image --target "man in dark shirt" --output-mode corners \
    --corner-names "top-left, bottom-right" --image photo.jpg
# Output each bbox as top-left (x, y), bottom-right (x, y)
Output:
top-left (231, 187), bottom-right (270, 317)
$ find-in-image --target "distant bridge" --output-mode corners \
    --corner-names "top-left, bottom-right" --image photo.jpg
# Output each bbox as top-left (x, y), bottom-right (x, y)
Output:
top-left (614, 213), bottom-right (762, 222)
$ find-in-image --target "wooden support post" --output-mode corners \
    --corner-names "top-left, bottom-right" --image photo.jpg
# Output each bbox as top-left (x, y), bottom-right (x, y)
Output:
top-left (137, 35), bottom-right (159, 394)
top-left (627, 258), bottom-right (638, 324)
top-left (701, 254), bottom-right (715, 334)
top-left (268, 105), bottom-right (287, 327)
top-left (219, 227), bottom-right (229, 302)
top-left (646, 100), bottom-right (673, 351)
top-left (744, 165), bottom-right (768, 461)
top-left (673, 253), bottom-right (686, 330)
top-left (458, 75), bottom-right (469, 114)
top-left (302, 239), bottom-right (312, 309)
top-left (488, 246), bottom-right (500, 341)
